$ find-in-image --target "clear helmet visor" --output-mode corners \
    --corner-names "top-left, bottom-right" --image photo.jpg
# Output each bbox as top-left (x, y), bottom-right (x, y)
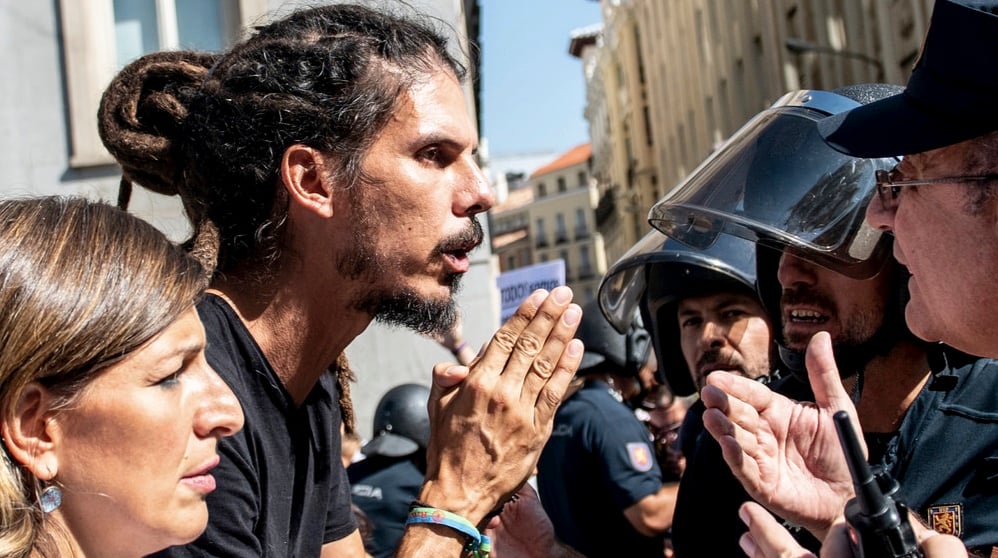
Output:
top-left (648, 91), bottom-right (898, 279)
top-left (598, 229), bottom-right (756, 333)
top-left (598, 230), bottom-right (671, 332)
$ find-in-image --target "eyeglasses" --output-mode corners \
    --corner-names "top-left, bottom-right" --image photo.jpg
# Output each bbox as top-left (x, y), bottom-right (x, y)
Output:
top-left (874, 167), bottom-right (998, 210)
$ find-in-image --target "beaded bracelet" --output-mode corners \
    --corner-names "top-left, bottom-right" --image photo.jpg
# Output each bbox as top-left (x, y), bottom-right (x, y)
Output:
top-left (406, 504), bottom-right (491, 558)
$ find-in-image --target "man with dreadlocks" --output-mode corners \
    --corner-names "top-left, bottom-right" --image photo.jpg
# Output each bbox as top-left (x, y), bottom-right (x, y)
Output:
top-left (98, 4), bottom-right (583, 557)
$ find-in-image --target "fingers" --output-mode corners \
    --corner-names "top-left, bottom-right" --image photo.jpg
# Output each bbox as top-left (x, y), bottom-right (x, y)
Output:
top-left (908, 513), bottom-right (969, 557)
top-left (531, 337), bottom-right (583, 428)
top-left (804, 332), bottom-right (863, 449)
top-left (473, 288), bottom-right (555, 383)
top-left (472, 286), bottom-right (582, 420)
top-left (918, 533), bottom-right (969, 557)
top-left (494, 286), bottom-right (577, 387)
top-left (701, 374), bottom-right (771, 456)
top-left (804, 332), bottom-right (855, 415)
top-left (738, 502), bottom-right (817, 558)
top-left (704, 370), bottom-right (777, 413)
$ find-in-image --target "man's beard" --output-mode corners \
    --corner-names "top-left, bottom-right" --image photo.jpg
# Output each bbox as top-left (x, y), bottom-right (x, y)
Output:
top-left (341, 208), bottom-right (482, 337)
top-left (781, 286), bottom-right (883, 352)
top-left (780, 286), bottom-right (886, 376)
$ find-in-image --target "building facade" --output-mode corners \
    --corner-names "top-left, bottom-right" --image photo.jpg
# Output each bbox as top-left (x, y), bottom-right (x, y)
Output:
top-left (577, 0), bottom-right (934, 265)
top-left (489, 143), bottom-right (608, 306)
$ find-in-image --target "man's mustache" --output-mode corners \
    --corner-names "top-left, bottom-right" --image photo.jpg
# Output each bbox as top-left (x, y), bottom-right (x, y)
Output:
top-left (433, 217), bottom-right (484, 256)
top-left (781, 286), bottom-right (836, 314)
top-left (696, 349), bottom-right (741, 372)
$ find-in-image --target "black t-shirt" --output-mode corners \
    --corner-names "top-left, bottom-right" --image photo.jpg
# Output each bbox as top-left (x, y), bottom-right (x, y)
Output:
top-left (150, 294), bottom-right (357, 557)
top-left (348, 455), bottom-right (425, 558)
top-left (536, 380), bottom-right (665, 557)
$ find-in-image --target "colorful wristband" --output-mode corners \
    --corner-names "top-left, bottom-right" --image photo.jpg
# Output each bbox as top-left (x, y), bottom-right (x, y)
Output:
top-left (451, 341), bottom-right (469, 356)
top-left (406, 505), bottom-right (492, 558)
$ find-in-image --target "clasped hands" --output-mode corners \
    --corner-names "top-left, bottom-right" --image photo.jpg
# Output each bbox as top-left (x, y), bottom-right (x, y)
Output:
top-left (420, 286), bottom-right (583, 527)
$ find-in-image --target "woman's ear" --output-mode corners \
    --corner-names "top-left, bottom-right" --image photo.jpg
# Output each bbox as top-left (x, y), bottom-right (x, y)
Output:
top-left (281, 144), bottom-right (336, 218)
top-left (2, 382), bottom-right (60, 481)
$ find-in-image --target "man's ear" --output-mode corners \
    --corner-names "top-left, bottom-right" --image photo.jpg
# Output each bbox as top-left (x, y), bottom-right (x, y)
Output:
top-left (281, 144), bottom-right (336, 218)
top-left (2, 382), bottom-right (60, 481)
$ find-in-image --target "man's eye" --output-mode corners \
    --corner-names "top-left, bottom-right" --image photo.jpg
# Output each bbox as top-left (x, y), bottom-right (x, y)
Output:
top-left (419, 147), bottom-right (441, 162)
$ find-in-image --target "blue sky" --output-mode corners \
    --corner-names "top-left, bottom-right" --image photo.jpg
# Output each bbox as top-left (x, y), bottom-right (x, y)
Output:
top-left (479, 0), bottom-right (603, 158)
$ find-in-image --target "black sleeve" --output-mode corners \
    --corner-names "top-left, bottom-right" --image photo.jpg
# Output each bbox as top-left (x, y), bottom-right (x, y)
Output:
top-left (324, 456), bottom-right (360, 544)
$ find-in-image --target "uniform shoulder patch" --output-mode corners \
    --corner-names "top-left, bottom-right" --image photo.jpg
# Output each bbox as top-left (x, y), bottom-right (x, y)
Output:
top-left (927, 503), bottom-right (963, 537)
top-left (626, 442), bottom-right (654, 472)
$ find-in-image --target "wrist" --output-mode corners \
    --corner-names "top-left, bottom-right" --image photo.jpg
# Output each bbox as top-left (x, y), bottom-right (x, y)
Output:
top-left (450, 340), bottom-right (468, 356)
top-left (407, 503), bottom-right (492, 557)
top-left (418, 480), bottom-right (494, 528)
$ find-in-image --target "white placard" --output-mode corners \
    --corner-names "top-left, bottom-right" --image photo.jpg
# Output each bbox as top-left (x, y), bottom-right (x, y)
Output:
top-left (496, 260), bottom-right (566, 325)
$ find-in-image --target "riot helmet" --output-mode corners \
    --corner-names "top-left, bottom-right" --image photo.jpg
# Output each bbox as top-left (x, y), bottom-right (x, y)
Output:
top-left (648, 86), bottom-right (901, 280)
top-left (598, 230), bottom-right (767, 396)
top-left (362, 383), bottom-right (430, 458)
top-left (575, 299), bottom-right (651, 379)
top-left (647, 84), bottom-right (921, 379)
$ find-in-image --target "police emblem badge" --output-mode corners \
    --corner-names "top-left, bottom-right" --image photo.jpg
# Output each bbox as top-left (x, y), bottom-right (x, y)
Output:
top-left (927, 503), bottom-right (963, 537)
top-left (627, 442), bottom-right (653, 472)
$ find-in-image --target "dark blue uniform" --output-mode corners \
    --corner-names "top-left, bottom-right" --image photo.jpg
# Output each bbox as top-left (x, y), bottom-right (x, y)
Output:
top-left (672, 356), bottom-right (998, 557)
top-left (347, 456), bottom-right (424, 558)
top-left (537, 380), bottom-right (666, 557)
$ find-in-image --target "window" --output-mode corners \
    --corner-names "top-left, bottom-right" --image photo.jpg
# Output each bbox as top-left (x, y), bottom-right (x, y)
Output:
top-left (559, 250), bottom-right (570, 278)
top-left (60, 0), bottom-right (268, 167)
top-left (578, 245), bottom-right (593, 278)
top-left (555, 213), bottom-right (567, 244)
top-left (537, 182), bottom-right (547, 197)
top-left (114, 0), bottom-right (233, 67)
top-left (535, 217), bottom-right (548, 248)
top-left (557, 177), bottom-right (567, 192)
top-left (574, 208), bottom-right (589, 239)
top-left (578, 171), bottom-right (587, 187)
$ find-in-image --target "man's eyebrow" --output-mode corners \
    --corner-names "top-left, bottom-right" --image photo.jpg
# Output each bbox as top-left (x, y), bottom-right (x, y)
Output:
top-left (676, 306), bottom-right (701, 317)
top-left (715, 296), bottom-right (753, 308)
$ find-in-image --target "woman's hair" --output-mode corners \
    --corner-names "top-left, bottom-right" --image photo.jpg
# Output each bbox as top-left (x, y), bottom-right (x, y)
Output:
top-left (0, 196), bottom-right (206, 558)
top-left (98, 3), bottom-right (466, 280)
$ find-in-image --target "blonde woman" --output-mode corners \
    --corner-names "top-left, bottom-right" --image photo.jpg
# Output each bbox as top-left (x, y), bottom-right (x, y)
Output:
top-left (0, 196), bottom-right (243, 557)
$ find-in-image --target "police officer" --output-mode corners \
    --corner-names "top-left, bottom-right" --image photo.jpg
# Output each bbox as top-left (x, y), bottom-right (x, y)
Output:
top-left (535, 299), bottom-right (672, 557)
top-left (599, 231), bottom-right (777, 462)
top-left (645, 83), bottom-right (998, 555)
top-left (348, 383), bottom-right (430, 558)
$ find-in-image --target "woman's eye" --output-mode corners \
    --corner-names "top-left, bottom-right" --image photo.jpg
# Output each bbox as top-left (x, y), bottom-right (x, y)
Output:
top-left (156, 370), bottom-right (182, 387)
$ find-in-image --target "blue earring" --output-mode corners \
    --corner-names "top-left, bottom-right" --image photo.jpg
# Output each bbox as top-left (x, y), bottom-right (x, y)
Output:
top-left (39, 485), bottom-right (62, 513)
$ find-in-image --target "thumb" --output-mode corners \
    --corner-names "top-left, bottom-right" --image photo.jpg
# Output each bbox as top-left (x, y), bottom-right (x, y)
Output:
top-left (805, 331), bottom-right (858, 416)
top-left (431, 362), bottom-right (469, 391)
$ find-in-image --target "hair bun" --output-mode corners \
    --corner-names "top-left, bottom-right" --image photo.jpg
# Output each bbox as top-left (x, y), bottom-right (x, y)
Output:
top-left (98, 51), bottom-right (219, 198)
